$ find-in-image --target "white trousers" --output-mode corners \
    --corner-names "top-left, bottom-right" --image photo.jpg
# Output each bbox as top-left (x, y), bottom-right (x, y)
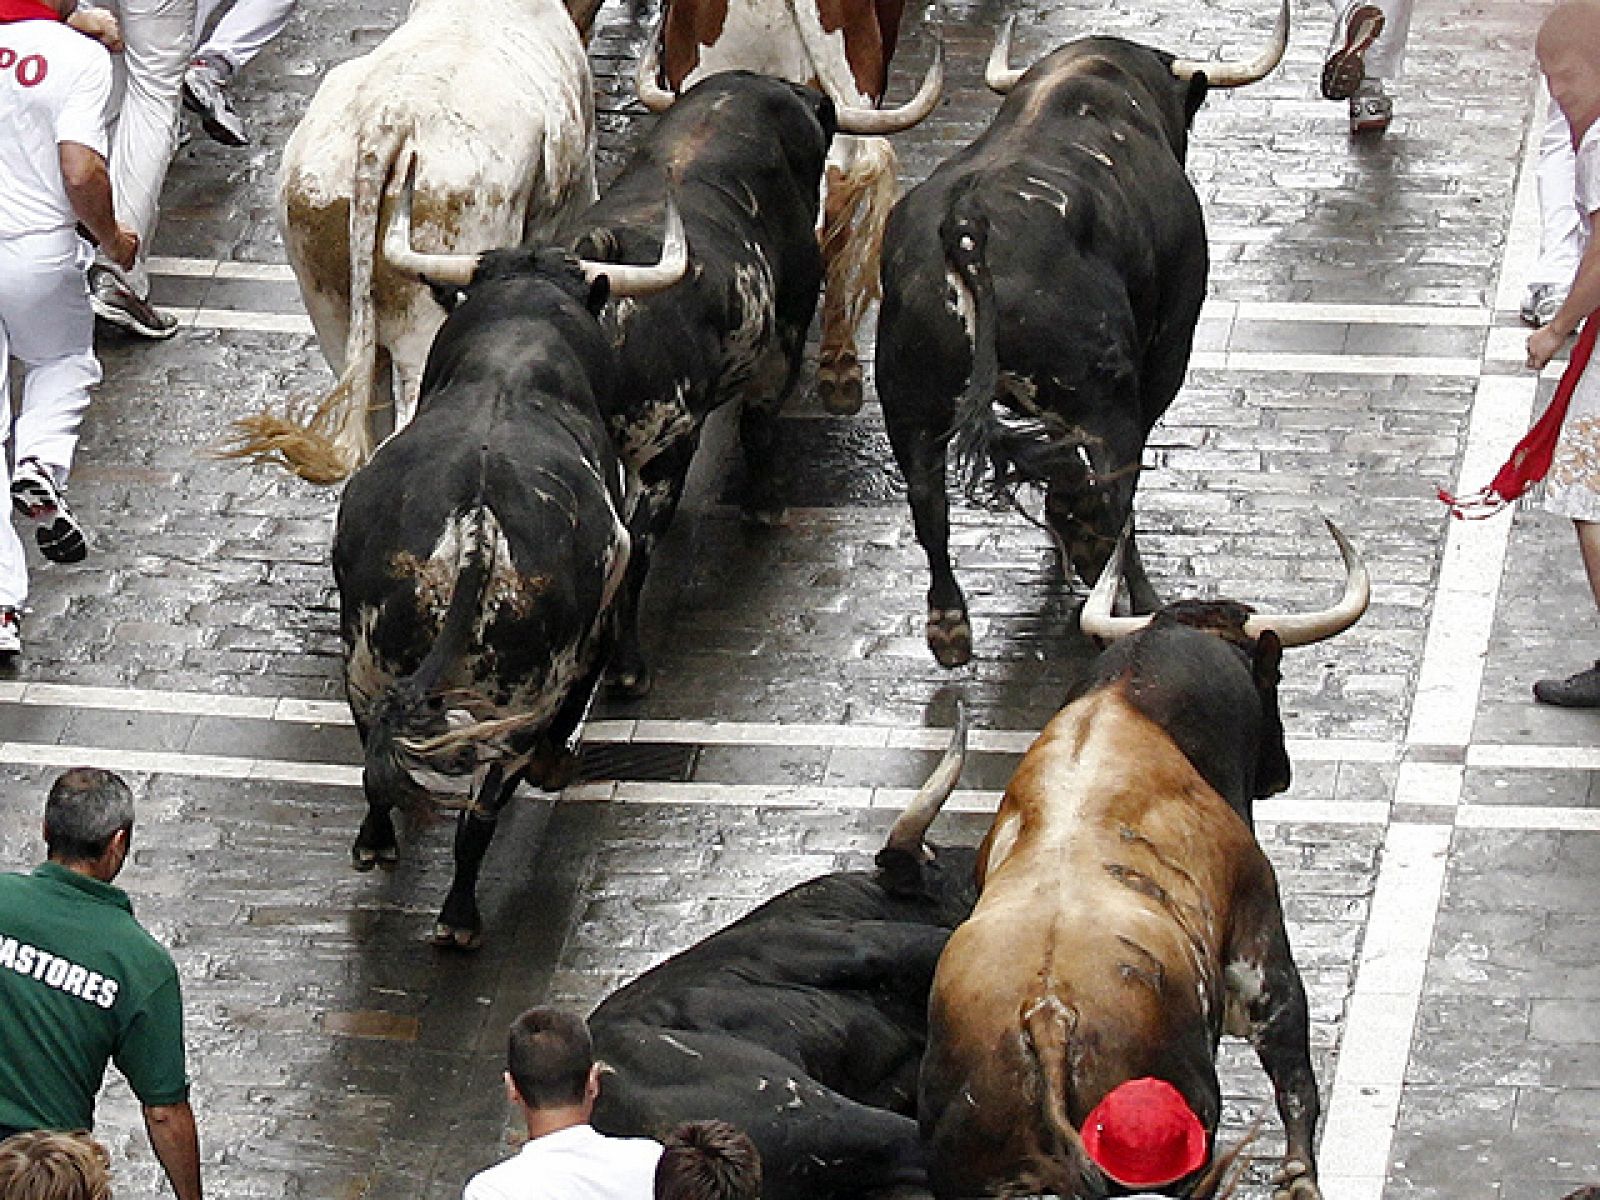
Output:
top-left (1532, 84), bottom-right (1584, 290)
top-left (1330, 0), bottom-right (1414, 83)
top-left (0, 231), bottom-right (102, 608)
top-left (98, 0), bottom-right (197, 297)
top-left (194, 0), bottom-right (294, 71)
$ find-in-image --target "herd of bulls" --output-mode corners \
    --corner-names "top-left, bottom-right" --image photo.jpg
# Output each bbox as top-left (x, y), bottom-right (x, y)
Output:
top-left (221, 0), bottom-right (1382, 1194)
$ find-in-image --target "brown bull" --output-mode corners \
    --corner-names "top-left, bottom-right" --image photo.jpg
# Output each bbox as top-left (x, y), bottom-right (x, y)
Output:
top-left (883, 522), bottom-right (1370, 1200)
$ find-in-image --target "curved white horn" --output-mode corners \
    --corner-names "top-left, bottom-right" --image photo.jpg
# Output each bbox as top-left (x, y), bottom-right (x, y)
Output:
top-left (883, 697), bottom-right (969, 861)
top-left (577, 195), bottom-right (689, 296)
top-left (833, 38), bottom-right (944, 134)
top-left (1078, 521), bottom-right (1152, 641)
top-left (635, 10), bottom-right (675, 113)
top-left (1170, 0), bottom-right (1290, 88)
top-left (382, 153), bottom-right (482, 286)
top-left (985, 16), bottom-right (1026, 95)
top-left (1242, 518), bottom-right (1370, 648)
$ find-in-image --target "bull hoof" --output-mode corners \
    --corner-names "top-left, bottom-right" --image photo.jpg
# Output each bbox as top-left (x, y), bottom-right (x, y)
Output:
top-left (739, 503), bottom-right (787, 529)
top-left (428, 921), bottom-right (484, 951)
top-left (818, 363), bottom-right (865, 416)
top-left (1272, 1160), bottom-right (1321, 1200)
top-left (926, 610), bottom-right (973, 668)
top-left (351, 841), bottom-right (398, 872)
top-left (606, 659), bottom-right (654, 702)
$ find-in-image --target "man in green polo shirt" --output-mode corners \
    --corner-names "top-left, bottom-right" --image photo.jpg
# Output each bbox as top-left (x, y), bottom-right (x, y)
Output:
top-left (0, 767), bottom-right (202, 1200)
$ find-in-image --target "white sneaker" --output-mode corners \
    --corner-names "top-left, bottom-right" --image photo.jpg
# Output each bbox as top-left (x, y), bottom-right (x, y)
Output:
top-left (1521, 283), bottom-right (1568, 328)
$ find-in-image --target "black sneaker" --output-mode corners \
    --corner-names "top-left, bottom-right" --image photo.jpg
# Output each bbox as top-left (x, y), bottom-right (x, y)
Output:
top-left (11, 459), bottom-right (87, 564)
top-left (88, 266), bottom-right (178, 340)
top-left (182, 54), bottom-right (250, 147)
top-left (1533, 661), bottom-right (1600, 708)
top-left (0, 608), bottom-right (20, 657)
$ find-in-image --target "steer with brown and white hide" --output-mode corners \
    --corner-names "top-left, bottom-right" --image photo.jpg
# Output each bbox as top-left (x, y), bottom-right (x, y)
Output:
top-left (333, 166), bottom-right (685, 948)
top-left (881, 522), bottom-right (1369, 1200)
top-left (634, 0), bottom-right (944, 415)
top-left (224, 0), bottom-right (597, 485)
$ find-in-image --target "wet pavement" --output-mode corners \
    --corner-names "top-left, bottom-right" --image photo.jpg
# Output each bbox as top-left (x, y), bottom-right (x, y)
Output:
top-left (1, 0), bottom-right (1596, 1197)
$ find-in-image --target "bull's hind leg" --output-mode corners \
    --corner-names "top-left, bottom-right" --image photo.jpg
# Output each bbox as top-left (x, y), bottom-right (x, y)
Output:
top-left (431, 763), bottom-right (517, 950)
top-left (607, 434), bottom-right (700, 701)
top-left (884, 411), bottom-right (971, 667)
top-left (817, 138), bottom-right (898, 416)
top-left (353, 719), bottom-right (400, 870)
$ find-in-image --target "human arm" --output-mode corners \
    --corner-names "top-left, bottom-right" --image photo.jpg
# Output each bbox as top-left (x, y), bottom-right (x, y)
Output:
top-left (58, 142), bottom-right (137, 268)
top-left (65, 7), bottom-right (123, 52)
top-left (143, 1100), bottom-right (202, 1200)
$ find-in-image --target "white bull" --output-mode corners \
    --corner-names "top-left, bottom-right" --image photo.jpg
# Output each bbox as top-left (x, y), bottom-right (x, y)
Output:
top-left (225, 0), bottom-right (597, 484)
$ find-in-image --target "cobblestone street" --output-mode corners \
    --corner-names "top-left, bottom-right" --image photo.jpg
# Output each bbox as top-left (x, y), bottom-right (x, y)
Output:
top-left (1, 0), bottom-right (1597, 1198)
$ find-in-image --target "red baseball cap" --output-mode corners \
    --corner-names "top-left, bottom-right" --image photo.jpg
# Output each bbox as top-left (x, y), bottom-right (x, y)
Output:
top-left (1081, 1077), bottom-right (1209, 1189)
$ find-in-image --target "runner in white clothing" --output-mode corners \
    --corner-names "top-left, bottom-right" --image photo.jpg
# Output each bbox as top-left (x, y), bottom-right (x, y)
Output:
top-left (0, 0), bottom-right (136, 654)
top-left (464, 1009), bottom-right (662, 1200)
top-left (1322, 0), bottom-right (1414, 135)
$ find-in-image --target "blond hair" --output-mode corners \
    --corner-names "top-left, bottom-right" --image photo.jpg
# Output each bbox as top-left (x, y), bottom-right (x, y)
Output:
top-left (0, 1132), bottom-right (112, 1200)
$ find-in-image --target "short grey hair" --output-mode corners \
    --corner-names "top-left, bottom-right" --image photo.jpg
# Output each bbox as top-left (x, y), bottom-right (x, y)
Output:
top-left (44, 769), bottom-right (135, 861)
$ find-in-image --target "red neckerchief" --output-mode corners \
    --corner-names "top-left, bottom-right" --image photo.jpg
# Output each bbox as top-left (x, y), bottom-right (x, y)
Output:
top-left (1440, 317), bottom-right (1600, 518)
top-left (0, 0), bottom-right (63, 21)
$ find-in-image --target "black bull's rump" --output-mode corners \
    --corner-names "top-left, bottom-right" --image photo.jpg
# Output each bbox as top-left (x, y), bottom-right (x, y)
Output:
top-left (589, 846), bottom-right (979, 1200)
top-left (875, 35), bottom-right (1213, 668)
top-left (333, 248), bottom-right (629, 947)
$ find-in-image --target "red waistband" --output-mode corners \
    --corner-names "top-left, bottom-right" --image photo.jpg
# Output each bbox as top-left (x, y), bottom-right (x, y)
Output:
top-left (0, 0), bottom-right (64, 24)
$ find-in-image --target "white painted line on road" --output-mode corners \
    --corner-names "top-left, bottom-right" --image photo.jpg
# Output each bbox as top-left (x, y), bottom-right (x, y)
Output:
top-left (1211, 301), bottom-right (1491, 328)
top-left (1456, 804), bottom-right (1600, 831)
top-left (149, 256), bottom-right (298, 282)
top-left (1407, 375), bottom-right (1536, 749)
top-left (185, 308), bottom-right (315, 335)
top-left (1468, 742), bottom-right (1600, 770)
top-left (1191, 352), bottom-right (1482, 377)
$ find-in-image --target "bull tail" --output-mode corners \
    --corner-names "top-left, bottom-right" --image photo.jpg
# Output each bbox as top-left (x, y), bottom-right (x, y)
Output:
top-left (362, 493), bottom-right (501, 818)
top-left (1018, 994), bottom-right (1106, 1198)
top-left (938, 189), bottom-right (1005, 506)
top-left (819, 136), bottom-right (898, 343)
top-left (222, 125), bottom-right (411, 485)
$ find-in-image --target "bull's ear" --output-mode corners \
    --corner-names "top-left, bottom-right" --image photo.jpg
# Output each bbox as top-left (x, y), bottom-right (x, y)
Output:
top-left (874, 844), bottom-right (930, 898)
top-left (428, 282), bottom-right (465, 313)
top-left (1251, 628), bottom-right (1283, 691)
top-left (585, 274), bottom-right (612, 315)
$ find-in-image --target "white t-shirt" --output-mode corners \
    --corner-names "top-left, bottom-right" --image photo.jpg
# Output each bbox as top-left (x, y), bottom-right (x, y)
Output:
top-left (0, 17), bottom-right (112, 238)
top-left (1574, 119), bottom-right (1600, 237)
top-left (463, 1125), bottom-right (663, 1200)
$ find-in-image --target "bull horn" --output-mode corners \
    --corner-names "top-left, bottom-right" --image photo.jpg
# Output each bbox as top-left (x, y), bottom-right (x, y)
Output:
top-left (1170, 0), bottom-right (1290, 88)
top-left (985, 16), bottom-right (1025, 95)
top-left (832, 39), bottom-right (944, 134)
top-left (1242, 518), bottom-right (1370, 648)
top-left (882, 697), bottom-right (969, 862)
top-left (634, 11), bottom-right (675, 113)
top-left (1078, 521), bottom-right (1151, 641)
top-left (576, 196), bottom-right (689, 295)
top-left (383, 153), bottom-right (482, 286)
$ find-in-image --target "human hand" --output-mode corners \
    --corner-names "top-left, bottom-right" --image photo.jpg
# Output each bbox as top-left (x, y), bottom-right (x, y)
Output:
top-left (66, 7), bottom-right (123, 52)
top-left (106, 224), bottom-right (139, 272)
top-left (1528, 325), bottom-right (1566, 372)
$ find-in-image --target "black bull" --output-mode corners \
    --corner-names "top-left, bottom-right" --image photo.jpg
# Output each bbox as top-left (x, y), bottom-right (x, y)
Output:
top-left (874, 4), bottom-right (1288, 669)
top-left (590, 720), bottom-right (976, 1200)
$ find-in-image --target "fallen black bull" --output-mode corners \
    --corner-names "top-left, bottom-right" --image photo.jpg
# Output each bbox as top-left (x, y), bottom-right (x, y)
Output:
top-left (589, 707), bottom-right (975, 1200)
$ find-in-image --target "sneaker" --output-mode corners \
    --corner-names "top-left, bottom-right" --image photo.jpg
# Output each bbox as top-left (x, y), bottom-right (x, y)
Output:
top-left (1349, 83), bottom-right (1393, 135)
top-left (12, 458), bottom-right (88, 564)
top-left (1533, 661), bottom-right (1600, 707)
top-left (182, 55), bottom-right (249, 147)
top-left (0, 609), bottom-right (21, 657)
top-left (1322, 4), bottom-right (1386, 101)
top-left (88, 266), bottom-right (178, 340)
top-left (1521, 283), bottom-right (1568, 328)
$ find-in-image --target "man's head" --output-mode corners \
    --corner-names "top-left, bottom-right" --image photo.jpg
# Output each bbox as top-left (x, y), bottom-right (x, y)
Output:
top-left (0, 1131), bottom-right (112, 1200)
top-left (1539, 2), bottom-right (1600, 138)
top-left (44, 769), bottom-right (135, 879)
top-left (504, 1008), bottom-right (599, 1117)
top-left (654, 1121), bottom-right (762, 1200)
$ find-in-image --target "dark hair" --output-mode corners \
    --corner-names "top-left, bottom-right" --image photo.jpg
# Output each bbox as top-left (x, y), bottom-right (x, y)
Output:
top-left (0, 1131), bottom-right (112, 1200)
top-left (506, 1008), bottom-right (594, 1110)
top-left (655, 1121), bottom-right (762, 1200)
top-left (44, 769), bottom-right (134, 862)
